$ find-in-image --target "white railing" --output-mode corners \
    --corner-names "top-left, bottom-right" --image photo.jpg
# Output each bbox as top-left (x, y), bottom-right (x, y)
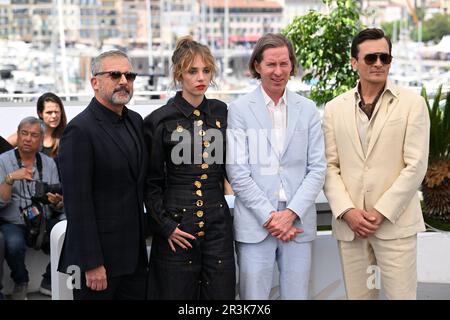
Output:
top-left (0, 90), bottom-right (252, 138)
top-left (1, 85), bottom-right (447, 138)
top-left (0, 90), bottom-right (253, 104)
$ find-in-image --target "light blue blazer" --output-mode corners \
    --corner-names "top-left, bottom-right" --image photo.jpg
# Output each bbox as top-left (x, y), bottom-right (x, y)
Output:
top-left (226, 86), bottom-right (326, 243)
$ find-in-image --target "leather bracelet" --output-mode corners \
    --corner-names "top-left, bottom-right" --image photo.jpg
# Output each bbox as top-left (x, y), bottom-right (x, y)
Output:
top-left (4, 173), bottom-right (14, 186)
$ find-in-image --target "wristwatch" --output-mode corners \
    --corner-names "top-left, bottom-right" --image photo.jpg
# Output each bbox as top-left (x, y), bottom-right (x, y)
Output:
top-left (4, 173), bottom-right (14, 186)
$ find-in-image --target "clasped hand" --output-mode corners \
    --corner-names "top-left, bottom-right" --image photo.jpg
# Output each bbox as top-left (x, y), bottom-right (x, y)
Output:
top-left (343, 208), bottom-right (385, 238)
top-left (264, 209), bottom-right (303, 242)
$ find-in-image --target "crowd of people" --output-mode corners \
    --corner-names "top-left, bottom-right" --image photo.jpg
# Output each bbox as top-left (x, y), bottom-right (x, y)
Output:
top-left (0, 28), bottom-right (430, 300)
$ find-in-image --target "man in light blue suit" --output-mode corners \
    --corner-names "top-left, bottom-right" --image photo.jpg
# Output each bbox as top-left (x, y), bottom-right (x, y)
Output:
top-left (226, 34), bottom-right (326, 300)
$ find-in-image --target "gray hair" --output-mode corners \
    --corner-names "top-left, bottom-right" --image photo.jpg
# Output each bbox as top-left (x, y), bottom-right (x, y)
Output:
top-left (17, 116), bottom-right (45, 136)
top-left (91, 50), bottom-right (132, 76)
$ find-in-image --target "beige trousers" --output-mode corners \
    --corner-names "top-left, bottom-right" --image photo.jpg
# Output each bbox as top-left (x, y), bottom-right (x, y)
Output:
top-left (338, 235), bottom-right (418, 300)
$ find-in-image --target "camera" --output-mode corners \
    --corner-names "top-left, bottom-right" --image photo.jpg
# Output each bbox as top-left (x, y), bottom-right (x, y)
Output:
top-left (32, 181), bottom-right (62, 205)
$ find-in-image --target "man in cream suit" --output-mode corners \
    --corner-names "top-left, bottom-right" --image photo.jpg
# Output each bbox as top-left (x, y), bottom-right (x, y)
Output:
top-left (323, 28), bottom-right (430, 300)
top-left (226, 33), bottom-right (326, 299)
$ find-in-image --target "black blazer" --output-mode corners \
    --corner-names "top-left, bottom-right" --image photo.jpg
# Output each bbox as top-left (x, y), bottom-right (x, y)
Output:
top-left (57, 98), bottom-right (148, 277)
top-left (0, 135), bottom-right (12, 155)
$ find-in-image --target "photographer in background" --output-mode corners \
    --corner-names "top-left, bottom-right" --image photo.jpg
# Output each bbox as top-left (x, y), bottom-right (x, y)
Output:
top-left (0, 117), bottom-right (63, 299)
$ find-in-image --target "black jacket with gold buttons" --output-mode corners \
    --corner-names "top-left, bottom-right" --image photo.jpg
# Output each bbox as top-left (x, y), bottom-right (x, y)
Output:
top-left (143, 91), bottom-right (228, 239)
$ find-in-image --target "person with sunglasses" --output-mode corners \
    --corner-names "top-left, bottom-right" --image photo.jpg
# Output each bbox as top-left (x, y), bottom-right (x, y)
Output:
top-left (323, 28), bottom-right (430, 299)
top-left (143, 36), bottom-right (235, 300)
top-left (57, 50), bottom-right (149, 300)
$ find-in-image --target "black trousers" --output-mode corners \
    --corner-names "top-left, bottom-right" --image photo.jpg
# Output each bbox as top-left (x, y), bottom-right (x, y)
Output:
top-left (73, 264), bottom-right (147, 300)
top-left (148, 188), bottom-right (236, 300)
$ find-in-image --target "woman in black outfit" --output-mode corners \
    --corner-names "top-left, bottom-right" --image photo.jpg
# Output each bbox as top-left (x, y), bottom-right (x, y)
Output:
top-left (144, 36), bottom-right (235, 300)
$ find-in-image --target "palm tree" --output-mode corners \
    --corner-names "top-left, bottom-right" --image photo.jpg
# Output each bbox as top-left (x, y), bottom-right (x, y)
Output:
top-left (421, 85), bottom-right (450, 221)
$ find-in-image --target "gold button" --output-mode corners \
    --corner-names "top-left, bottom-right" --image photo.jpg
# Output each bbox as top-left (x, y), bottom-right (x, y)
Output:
top-left (203, 140), bottom-right (210, 148)
top-left (201, 163), bottom-right (209, 169)
top-left (216, 120), bottom-right (221, 128)
top-left (196, 210), bottom-right (204, 218)
top-left (200, 174), bottom-right (208, 180)
top-left (196, 200), bottom-right (203, 207)
top-left (203, 151), bottom-right (209, 159)
top-left (196, 120), bottom-right (203, 126)
top-left (193, 110), bottom-right (201, 116)
top-left (194, 181), bottom-right (202, 188)
top-left (199, 129), bottom-right (206, 136)
top-left (197, 221), bottom-right (204, 228)
top-left (176, 125), bottom-right (183, 133)
top-left (197, 231), bottom-right (205, 237)
top-left (196, 190), bottom-right (203, 197)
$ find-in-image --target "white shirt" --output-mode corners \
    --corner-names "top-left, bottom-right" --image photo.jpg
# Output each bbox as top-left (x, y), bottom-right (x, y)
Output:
top-left (261, 86), bottom-right (288, 202)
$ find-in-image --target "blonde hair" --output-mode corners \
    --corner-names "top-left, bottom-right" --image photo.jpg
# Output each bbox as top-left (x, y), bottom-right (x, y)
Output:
top-left (171, 35), bottom-right (217, 88)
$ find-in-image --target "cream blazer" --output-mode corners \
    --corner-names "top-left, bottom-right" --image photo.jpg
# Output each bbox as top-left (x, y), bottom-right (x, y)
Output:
top-left (323, 82), bottom-right (429, 241)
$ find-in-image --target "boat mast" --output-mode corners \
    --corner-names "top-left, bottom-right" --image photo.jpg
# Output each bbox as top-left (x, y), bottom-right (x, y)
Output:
top-left (56, 0), bottom-right (69, 95)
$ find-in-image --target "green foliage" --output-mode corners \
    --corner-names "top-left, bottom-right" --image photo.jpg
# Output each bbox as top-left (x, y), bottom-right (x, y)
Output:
top-left (415, 7), bottom-right (426, 22)
top-left (410, 26), bottom-right (432, 42)
top-left (411, 13), bottom-right (450, 43)
top-left (283, 0), bottom-right (361, 105)
top-left (424, 215), bottom-right (450, 231)
top-left (421, 85), bottom-right (450, 161)
top-left (381, 20), bottom-right (401, 41)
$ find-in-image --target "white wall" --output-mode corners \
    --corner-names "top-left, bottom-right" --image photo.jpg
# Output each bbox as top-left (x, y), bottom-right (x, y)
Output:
top-left (0, 102), bottom-right (162, 139)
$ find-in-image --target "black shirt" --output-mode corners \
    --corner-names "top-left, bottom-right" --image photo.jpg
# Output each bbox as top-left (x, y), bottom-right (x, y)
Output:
top-left (357, 82), bottom-right (385, 120)
top-left (92, 98), bottom-right (140, 174)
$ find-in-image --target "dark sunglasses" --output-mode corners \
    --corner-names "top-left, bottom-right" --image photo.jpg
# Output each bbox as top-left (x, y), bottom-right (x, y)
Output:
top-left (363, 53), bottom-right (393, 65)
top-left (94, 71), bottom-right (138, 81)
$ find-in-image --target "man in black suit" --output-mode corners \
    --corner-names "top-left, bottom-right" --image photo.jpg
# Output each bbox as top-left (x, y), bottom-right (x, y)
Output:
top-left (58, 50), bottom-right (148, 299)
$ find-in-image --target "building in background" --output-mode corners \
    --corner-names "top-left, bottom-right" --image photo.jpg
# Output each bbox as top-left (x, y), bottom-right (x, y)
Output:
top-left (275, 0), bottom-right (325, 26)
top-left (0, 0), bottom-right (448, 94)
top-left (0, 0), bottom-right (284, 49)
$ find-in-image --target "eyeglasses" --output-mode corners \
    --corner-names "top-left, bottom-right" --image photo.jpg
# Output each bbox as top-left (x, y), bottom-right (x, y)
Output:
top-left (94, 71), bottom-right (138, 81)
top-left (363, 53), bottom-right (393, 65)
